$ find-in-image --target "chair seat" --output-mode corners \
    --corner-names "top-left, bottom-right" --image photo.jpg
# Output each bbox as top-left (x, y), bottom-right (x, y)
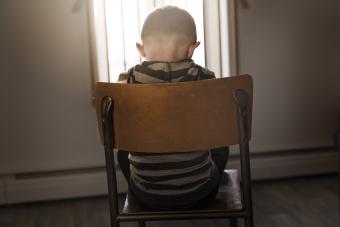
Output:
top-left (120, 169), bottom-right (243, 217)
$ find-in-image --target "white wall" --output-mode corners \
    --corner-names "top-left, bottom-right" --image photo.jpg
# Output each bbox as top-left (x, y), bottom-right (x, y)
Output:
top-left (0, 9), bottom-right (10, 166)
top-left (237, 0), bottom-right (340, 152)
top-left (0, 0), bottom-right (339, 203)
top-left (0, 3), bottom-right (12, 175)
top-left (0, 0), bottom-right (104, 175)
top-left (1, 0), bottom-right (339, 174)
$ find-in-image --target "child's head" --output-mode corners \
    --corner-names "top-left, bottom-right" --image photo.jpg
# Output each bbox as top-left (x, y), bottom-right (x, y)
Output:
top-left (136, 6), bottom-right (200, 62)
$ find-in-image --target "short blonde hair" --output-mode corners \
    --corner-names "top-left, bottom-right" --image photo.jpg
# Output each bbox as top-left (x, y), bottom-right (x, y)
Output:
top-left (141, 6), bottom-right (197, 42)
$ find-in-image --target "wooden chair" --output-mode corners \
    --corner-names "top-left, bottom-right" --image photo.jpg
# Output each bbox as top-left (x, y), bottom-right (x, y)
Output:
top-left (94, 75), bottom-right (254, 227)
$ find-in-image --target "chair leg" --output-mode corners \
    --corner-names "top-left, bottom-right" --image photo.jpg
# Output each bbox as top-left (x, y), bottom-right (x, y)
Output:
top-left (138, 220), bottom-right (146, 227)
top-left (230, 218), bottom-right (237, 227)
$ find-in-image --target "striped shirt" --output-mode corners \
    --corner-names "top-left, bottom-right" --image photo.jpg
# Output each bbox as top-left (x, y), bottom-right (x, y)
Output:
top-left (118, 59), bottom-right (219, 209)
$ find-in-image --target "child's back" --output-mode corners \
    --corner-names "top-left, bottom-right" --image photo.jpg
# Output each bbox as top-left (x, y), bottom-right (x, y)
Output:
top-left (118, 6), bottom-right (227, 210)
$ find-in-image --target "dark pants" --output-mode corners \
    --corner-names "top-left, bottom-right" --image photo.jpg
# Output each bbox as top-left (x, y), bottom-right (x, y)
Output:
top-left (117, 147), bottom-right (230, 184)
top-left (117, 147), bottom-right (229, 209)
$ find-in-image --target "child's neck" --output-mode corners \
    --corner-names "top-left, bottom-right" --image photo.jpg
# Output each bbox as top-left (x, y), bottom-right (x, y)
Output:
top-left (145, 57), bottom-right (190, 63)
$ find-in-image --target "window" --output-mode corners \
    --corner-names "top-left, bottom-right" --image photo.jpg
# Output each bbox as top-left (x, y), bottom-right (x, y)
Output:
top-left (88, 0), bottom-right (237, 83)
top-left (105, 0), bottom-right (205, 82)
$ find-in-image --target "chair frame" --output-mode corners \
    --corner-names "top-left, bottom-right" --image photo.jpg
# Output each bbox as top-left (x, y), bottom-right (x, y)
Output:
top-left (100, 85), bottom-right (254, 227)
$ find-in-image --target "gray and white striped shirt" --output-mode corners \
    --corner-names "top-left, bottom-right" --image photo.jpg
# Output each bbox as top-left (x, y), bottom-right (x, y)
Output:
top-left (118, 59), bottom-right (219, 208)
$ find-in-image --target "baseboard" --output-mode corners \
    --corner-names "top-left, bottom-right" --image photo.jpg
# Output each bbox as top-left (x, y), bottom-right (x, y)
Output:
top-left (0, 168), bottom-right (128, 205)
top-left (0, 148), bottom-right (337, 205)
top-left (228, 147), bottom-right (338, 180)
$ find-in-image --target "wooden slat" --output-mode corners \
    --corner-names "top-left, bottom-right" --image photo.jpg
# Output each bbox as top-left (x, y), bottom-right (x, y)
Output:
top-left (94, 75), bottom-right (252, 153)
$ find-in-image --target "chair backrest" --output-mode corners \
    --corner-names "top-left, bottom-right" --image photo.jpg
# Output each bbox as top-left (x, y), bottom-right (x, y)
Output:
top-left (94, 75), bottom-right (253, 153)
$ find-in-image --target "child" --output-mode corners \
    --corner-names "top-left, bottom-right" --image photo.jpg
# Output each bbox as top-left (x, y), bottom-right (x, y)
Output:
top-left (117, 6), bottom-right (229, 210)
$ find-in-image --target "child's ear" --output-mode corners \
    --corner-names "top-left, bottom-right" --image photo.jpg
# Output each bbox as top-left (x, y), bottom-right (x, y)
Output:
top-left (187, 42), bottom-right (200, 59)
top-left (136, 42), bottom-right (146, 58)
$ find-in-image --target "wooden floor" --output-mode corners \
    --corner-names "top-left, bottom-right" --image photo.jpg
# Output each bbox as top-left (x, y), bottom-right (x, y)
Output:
top-left (0, 175), bottom-right (338, 227)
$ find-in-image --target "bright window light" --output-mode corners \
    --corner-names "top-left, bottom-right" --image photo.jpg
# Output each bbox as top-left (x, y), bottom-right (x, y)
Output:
top-left (105, 0), bottom-right (205, 82)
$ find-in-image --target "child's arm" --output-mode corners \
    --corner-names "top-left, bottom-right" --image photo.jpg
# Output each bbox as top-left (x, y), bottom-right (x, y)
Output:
top-left (117, 73), bottom-right (128, 83)
top-left (118, 67), bottom-right (134, 83)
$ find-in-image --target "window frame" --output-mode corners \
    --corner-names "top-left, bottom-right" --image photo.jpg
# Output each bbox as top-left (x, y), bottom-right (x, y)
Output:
top-left (87, 0), bottom-right (238, 85)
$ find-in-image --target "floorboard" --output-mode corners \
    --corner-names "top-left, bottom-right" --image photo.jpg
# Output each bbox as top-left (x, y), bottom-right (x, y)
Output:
top-left (0, 175), bottom-right (338, 227)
